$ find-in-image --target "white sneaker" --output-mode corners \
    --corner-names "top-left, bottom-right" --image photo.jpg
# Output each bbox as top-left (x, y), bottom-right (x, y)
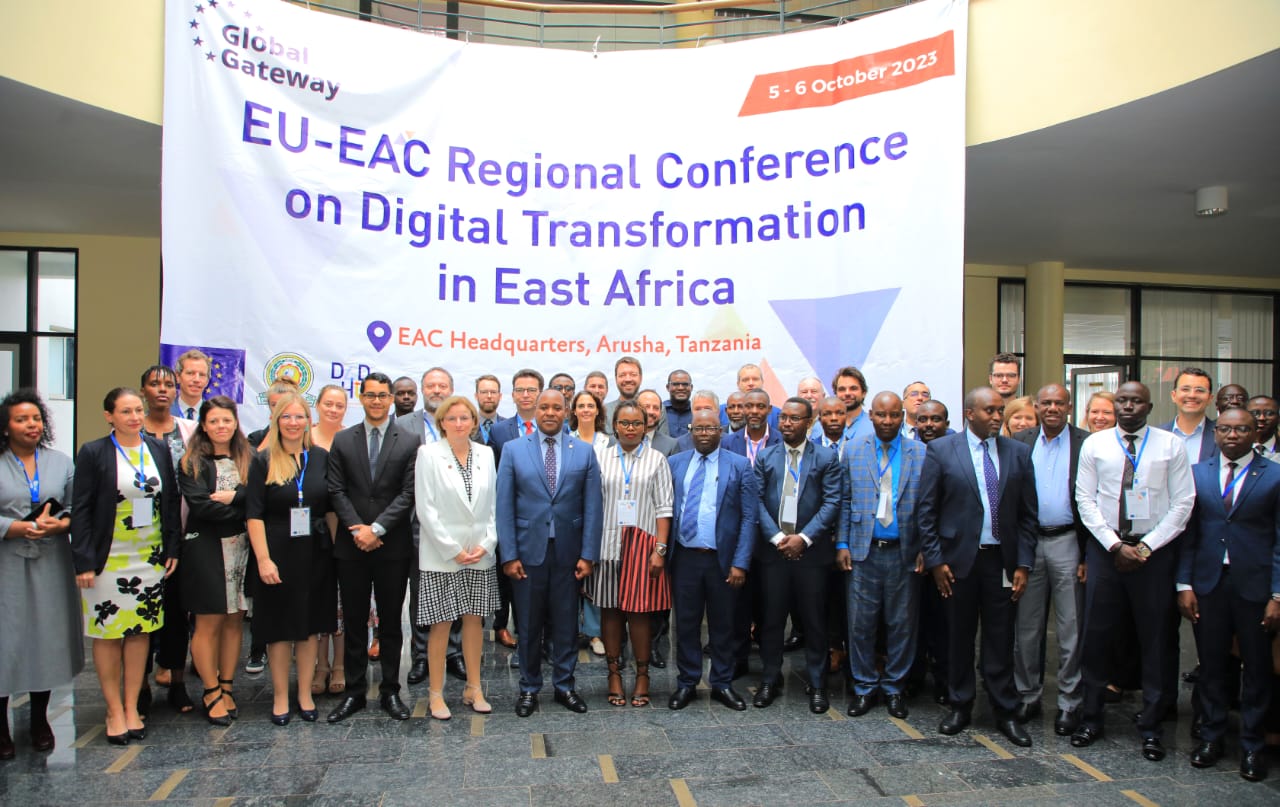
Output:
top-left (590, 637), bottom-right (605, 656)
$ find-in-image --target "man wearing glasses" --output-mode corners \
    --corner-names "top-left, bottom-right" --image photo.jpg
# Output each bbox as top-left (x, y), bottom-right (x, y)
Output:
top-left (604, 356), bottom-right (643, 433)
top-left (548, 373), bottom-right (576, 407)
top-left (490, 369), bottom-right (546, 467)
top-left (988, 354), bottom-right (1021, 401)
top-left (1158, 367), bottom-right (1217, 464)
top-left (901, 381), bottom-right (932, 441)
top-left (1249, 396), bottom-right (1278, 462)
top-left (326, 372), bottom-right (419, 722)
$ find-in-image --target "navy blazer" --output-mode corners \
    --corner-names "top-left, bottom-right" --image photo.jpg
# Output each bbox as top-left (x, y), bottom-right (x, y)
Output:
top-left (840, 435), bottom-right (926, 566)
top-left (495, 430), bottom-right (603, 568)
top-left (719, 404), bottom-right (780, 431)
top-left (1156, 417), bottom-right (1217, 463)
top-left (326, 422), bottom-right (417, 561)
top-left (752, 441), bottom-right (841, 567)
top-left (71, 434), bottom-right (182, 575)
top-left (1177, 455), bottom-right (1280, 602)
top-left (918, 431), bottom-right (1039, 580)
top-left (1011, 425), bottom-right (1090, 559)
top-left (669, 449), bottom-right (759, 577)
top-left (721, 426), bottom-right (782, 459)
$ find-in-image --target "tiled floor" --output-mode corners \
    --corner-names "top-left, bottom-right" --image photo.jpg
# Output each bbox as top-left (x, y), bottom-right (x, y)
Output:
top-left (2, 626), bottom-right (1278, 806)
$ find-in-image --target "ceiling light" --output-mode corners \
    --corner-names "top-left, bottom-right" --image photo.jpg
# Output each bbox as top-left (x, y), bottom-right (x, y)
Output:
top-left (1195, 185), bottom-right (1228, 217)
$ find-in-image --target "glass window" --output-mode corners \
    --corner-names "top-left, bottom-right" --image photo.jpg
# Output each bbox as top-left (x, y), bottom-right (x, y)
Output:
top-left (999, 281), bottom-right (1024, 354)
top-left (1064, 286), bottom-right (1130, 356)
top-left (0, 250), bottom-right (28, 330)
top-left (1141, 289), bottom-right (1273, 360)
top-left (36, 251), bottom-right (77, 333)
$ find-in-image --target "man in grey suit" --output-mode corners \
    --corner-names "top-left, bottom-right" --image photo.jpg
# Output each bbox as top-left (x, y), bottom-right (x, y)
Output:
top-left (395, 367), bottom-right (465, 686)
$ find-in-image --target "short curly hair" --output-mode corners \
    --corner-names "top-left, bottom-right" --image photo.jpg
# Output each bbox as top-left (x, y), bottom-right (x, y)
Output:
top-left (0, 388), bottom-right (55, 452)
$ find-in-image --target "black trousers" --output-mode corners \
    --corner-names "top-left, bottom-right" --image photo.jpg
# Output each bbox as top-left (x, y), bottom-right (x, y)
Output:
top-left (909, 572), bottom-right (950, 693)
top-left (757, 560), bottom-right (828, 689)
top-left (1193, 566), bottom-right (1273, 753)
top-left (338, 553), bottom-right (412, 696)
top-left (1079, 541), bottom-right (1176, 739)
top-left (153, 570), bottom-right (190, 671)
top-left (945, 546), bottom-right (1018, 714)
top-left (673, 550), bottom-right (741, 689)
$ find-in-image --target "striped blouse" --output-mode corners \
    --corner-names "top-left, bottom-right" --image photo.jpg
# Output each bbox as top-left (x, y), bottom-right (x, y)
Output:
top-left (593, 442), bottom-right (674, 562)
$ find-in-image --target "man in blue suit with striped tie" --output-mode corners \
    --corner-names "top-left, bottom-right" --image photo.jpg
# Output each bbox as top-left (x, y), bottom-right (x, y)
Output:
top-left (667, 410), bottom-right (759, 711)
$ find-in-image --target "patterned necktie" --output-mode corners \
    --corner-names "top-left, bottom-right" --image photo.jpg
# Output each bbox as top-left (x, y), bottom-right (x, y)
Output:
top-left (680, 455), bottom-right (707, 544)
top-left (1223, 460), bottom-right (1238, 514)
top-left (543, 436), bottom-right (557, 496)
top-left (186, 407), bottom-right (195, 420)
top-left (780, 447), bottom-right (800, 533)
top-left (981, 440), bottom-right (1000, 541)
top-left (1119, 434), bottom-right (1137, 533)
top-left (877, 443), bottom-right (894, 527)
top-left (368, 426), bottom-right (381, 478)
top-left (481, 419), bottom-right (492, 443)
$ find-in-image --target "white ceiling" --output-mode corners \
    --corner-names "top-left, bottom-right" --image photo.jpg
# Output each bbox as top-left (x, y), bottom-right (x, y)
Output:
top-left (1, 49), bottom-right (1277, 277)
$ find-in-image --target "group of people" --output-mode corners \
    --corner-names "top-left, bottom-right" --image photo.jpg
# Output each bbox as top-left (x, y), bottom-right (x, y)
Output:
top-left (1, 350), bottom-right (1277, 784)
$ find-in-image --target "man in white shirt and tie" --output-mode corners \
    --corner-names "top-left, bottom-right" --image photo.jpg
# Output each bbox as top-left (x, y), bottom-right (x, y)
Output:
top-left (1249, 396), bottom-right (1278, 463)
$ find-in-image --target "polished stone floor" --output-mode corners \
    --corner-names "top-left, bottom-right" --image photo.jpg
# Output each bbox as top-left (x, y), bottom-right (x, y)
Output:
top-left (2, 623), bottom-right (1278, 807)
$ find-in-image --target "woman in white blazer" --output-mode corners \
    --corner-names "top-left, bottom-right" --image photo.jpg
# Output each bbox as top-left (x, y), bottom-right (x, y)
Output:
top-left (414, 395), bottom-right (498, 720)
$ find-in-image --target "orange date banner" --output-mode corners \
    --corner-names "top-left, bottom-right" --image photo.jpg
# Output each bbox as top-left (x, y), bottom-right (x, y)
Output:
top-left (738, 30), bottom-right (955, 117)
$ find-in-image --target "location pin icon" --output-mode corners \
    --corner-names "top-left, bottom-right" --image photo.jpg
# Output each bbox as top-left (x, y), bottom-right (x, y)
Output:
top-left (367, 320), bottom-right (391, 353)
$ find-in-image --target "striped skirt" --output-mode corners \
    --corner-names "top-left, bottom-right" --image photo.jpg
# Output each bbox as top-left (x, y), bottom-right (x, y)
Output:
top-left (584, 527), bottom-right (671, 612)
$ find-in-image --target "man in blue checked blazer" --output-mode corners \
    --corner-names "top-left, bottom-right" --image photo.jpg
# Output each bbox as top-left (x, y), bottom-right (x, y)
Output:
top-left (838, 392), bottom-right (926, 720)
top-left (497, 391), bottom-right (602, 718)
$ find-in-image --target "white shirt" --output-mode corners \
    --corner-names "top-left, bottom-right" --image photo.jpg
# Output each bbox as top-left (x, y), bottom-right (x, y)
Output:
top-left (1075, 425), bottom-right (1194, 553)
top-left (1257, 436), bottom-right (1279, 464)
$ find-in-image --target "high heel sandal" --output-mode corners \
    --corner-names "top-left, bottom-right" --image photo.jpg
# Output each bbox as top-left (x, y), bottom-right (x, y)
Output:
top-left (312, 662), bottom-right (330, 697)
top-left (219, 678), bottom-right (238, 719)
top-left (631, 660), bottom-right (650, 708)
top-left (606, 657), bottom-right (626, 707)
top-left (462, 686), bottom-right (491, 714)
top-left (428, 690), bottom-right (452, 721)
top-left (328, 666), bottom-right (346, 696)
top-left (200, 686), bottom-right (232, 727)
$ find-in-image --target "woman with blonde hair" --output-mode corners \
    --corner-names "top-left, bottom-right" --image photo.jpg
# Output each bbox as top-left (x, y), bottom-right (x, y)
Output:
top-left (244, 391), bottom-right (337, 724)
top-left (1084, 391), bottom-right (1117, 432)
top-left (308, 384), bottom-right (347, 695)
top-left (1002, 395), bottom-right (1038, 437)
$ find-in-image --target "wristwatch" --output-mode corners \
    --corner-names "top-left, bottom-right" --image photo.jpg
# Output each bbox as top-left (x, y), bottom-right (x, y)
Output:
top-left (654, 543), bottom-right (668, 557)
top-left (1134, 542), bottom-right (1152, 559)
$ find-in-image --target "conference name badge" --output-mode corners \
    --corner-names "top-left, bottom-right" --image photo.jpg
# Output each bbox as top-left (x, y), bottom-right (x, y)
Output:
top-left (1125, 489), bottom-right (1150, 521)
top-left (781, 494), bottom-right (798, 526)
top-left (291, 507), bottom-right (312, 537)
top-left (132, 499), bottom-right (155, 528)
top-left (617, 500), bottom-right (638, 527)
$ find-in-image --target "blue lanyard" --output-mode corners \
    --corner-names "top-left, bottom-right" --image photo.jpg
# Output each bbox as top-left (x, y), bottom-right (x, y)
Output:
top-left (11, 449), bottom-right (39, 505)
top-left (1114, 428), bottom-right (1149, 482)
top-left (294, 451), bottom-right (309, 506)
top-left (1222, 461), bottom-right (1245, 503)
top-left (423, 411), bottom-right (438, 442)
top-left (110, 433), bottom-right (149, 484)
top-left (617, 443), bottom-right (643, 496)
top-left (876, 442), bottom-right (897, 480)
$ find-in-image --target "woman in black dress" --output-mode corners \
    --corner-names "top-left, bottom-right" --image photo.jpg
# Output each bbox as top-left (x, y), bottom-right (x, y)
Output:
top-left (178, 396), bottom-right (252, 725)
top-left (245, 390), bottom-right (337, 724)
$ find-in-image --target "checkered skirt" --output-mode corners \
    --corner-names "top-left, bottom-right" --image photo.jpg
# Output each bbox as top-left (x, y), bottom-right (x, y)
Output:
top-left (415, 566), bottom-right (500, 626)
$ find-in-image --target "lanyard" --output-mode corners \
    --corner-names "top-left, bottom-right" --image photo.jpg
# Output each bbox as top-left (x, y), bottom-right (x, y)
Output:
top-left (423, 411), bottom-right (438, 442)
top-left (11, 449), bottom-right (39, 505)
top-left (1114, 428), bottom-right (1149, 479)
top-left (294, 451), bottom-right (309, 505)
top-left (746, 425), bottom-right (769, 466)
top-left (1222, 462), bottom-right (1245, 503)
top-left (785, 446), bottom-right (804, 484)
top-left (617, 443), bottom-right (643, 495)
top-left (877, 442), bottom-right (897, 480)
top-left (111, 433), bottom-right (149, 484)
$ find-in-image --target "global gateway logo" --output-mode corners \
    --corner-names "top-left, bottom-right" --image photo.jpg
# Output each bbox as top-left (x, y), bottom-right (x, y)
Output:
top-left (185, 1), bottom-right (340, 101)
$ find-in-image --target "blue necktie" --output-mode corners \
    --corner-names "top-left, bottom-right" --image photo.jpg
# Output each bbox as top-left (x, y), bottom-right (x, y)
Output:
top-left (981, 440), bottom-right (1000, 541)
top-left (368, 426), bottom-right (381, 479)
top-left (543, 436), bottom-right (558, 496)
top-left (680, 455), bottom-right (707, 544)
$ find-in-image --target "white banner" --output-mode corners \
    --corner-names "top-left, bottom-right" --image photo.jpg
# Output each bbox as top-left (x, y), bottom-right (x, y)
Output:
top-left (161, 0), bottom-right (967, 427)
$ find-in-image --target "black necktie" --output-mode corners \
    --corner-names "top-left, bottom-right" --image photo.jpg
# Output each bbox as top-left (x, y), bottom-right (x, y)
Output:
top-left (1223, 461), bottom-right (1238, 515)
top-left (186, 407), bottom-right (195, 420)
top-left (1119, 434), bottom-right (1137, 534)
top-left (368, 426), bottom-right (381, 478)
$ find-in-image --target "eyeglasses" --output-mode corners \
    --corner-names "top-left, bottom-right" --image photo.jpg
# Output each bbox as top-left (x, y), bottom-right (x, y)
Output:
top-left (905, 390), bottom-right (930, 398)
top-left (550, 384), bottom-right (574, 392)
top-left (361, 392), bottom-right (391, 401)
top-left (777, 414), bottom-right (808, 423)
top-left (615, 420), bottom-right (646, 429)
top-left (690, 426), bottom-right (721, 434)
top-left (990, 373), bottom-right (1018, 381)
top-left (1176, 386), bottom-right (1210, 395)
top-left (1214, 424), bottom-right (1254, 435)
top-left (513, 387), bottom-right (540, 395)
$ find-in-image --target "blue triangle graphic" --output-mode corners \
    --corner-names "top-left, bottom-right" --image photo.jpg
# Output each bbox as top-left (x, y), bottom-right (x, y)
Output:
top-left (769, 288), bottom-right (901, 385)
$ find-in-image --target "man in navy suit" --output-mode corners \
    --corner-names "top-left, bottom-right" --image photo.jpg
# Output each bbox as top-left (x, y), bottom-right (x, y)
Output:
top-left (1177, 408), bottom-right (1280, 781)
top-left (496, 390), bottom-right (602, 717)
top-left (919, 387), bottom-right (1038, 748)
top-left (489, 368), bottom-right (544, 467)
top-left (751, 397), bottom-right (841, 713)
top-left (839, 392), bottom-right (925, 720)
top-left (667, 410), bottom-right (759, 711)
top-left (474, 374), bottom-right (506, 448)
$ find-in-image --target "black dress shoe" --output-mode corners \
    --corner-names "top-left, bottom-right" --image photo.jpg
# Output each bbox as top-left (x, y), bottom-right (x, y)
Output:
top-left (106, 730), bottom-right (129, 746)
top-left (997, 717), bottom-right (1032, 748)
top-left (297, 706), bottom-right (319, 723)
top-left (1181, 664), bottom-right (1200, 684)
top-left (406, 658), bottom-right (428, 685)
top-left (668, 687), bottom-right (696, 710)
top-left (516, 692), bottom-right (538, 717)
top-left (1013, 701), bottom-right (1041, 723)
top-left (381, 693), bottom-right (411, 720)
top-left (1142, 737), bottom-right (1166, 762)
top-left (1054, 709), bottom-right (1080, 736)
top-left (446, 655), bottom-right (467, 681)
top-left (1240, 750), bottom-right (1267, 782)
top-left (326, 695), bottom-right (367, 723)
top-left (782, 632), bottom-right (804, 652)
top-left (711, 687), bottom-right (747, 711)
top-left (847, 692), bottom-right (878, 717)
top-left (30, 718), bottom-right (55, 753)
top-left (650, 644), bottom-right (666, 669)
top-left (808, 687), bottom-right (829, 714)
top-left (1070, 725), bottom-right (1103, 747)
top-left (753, 682), bottom-right (781, 708)
top-left (938, 709), bottom-right (971, 735)
top-left (554, 689), bottom-right (588, 713)
top-left (1190, 740), bottom-right (1224, 768)
top-left (886, 693), bottom-right (908, 719)
top-left (270, 710), bottom-right (291, 726)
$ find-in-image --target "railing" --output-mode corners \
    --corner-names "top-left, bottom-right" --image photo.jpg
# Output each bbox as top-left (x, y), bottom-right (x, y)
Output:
top-left (289, 0), bottom-right (915, 50)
